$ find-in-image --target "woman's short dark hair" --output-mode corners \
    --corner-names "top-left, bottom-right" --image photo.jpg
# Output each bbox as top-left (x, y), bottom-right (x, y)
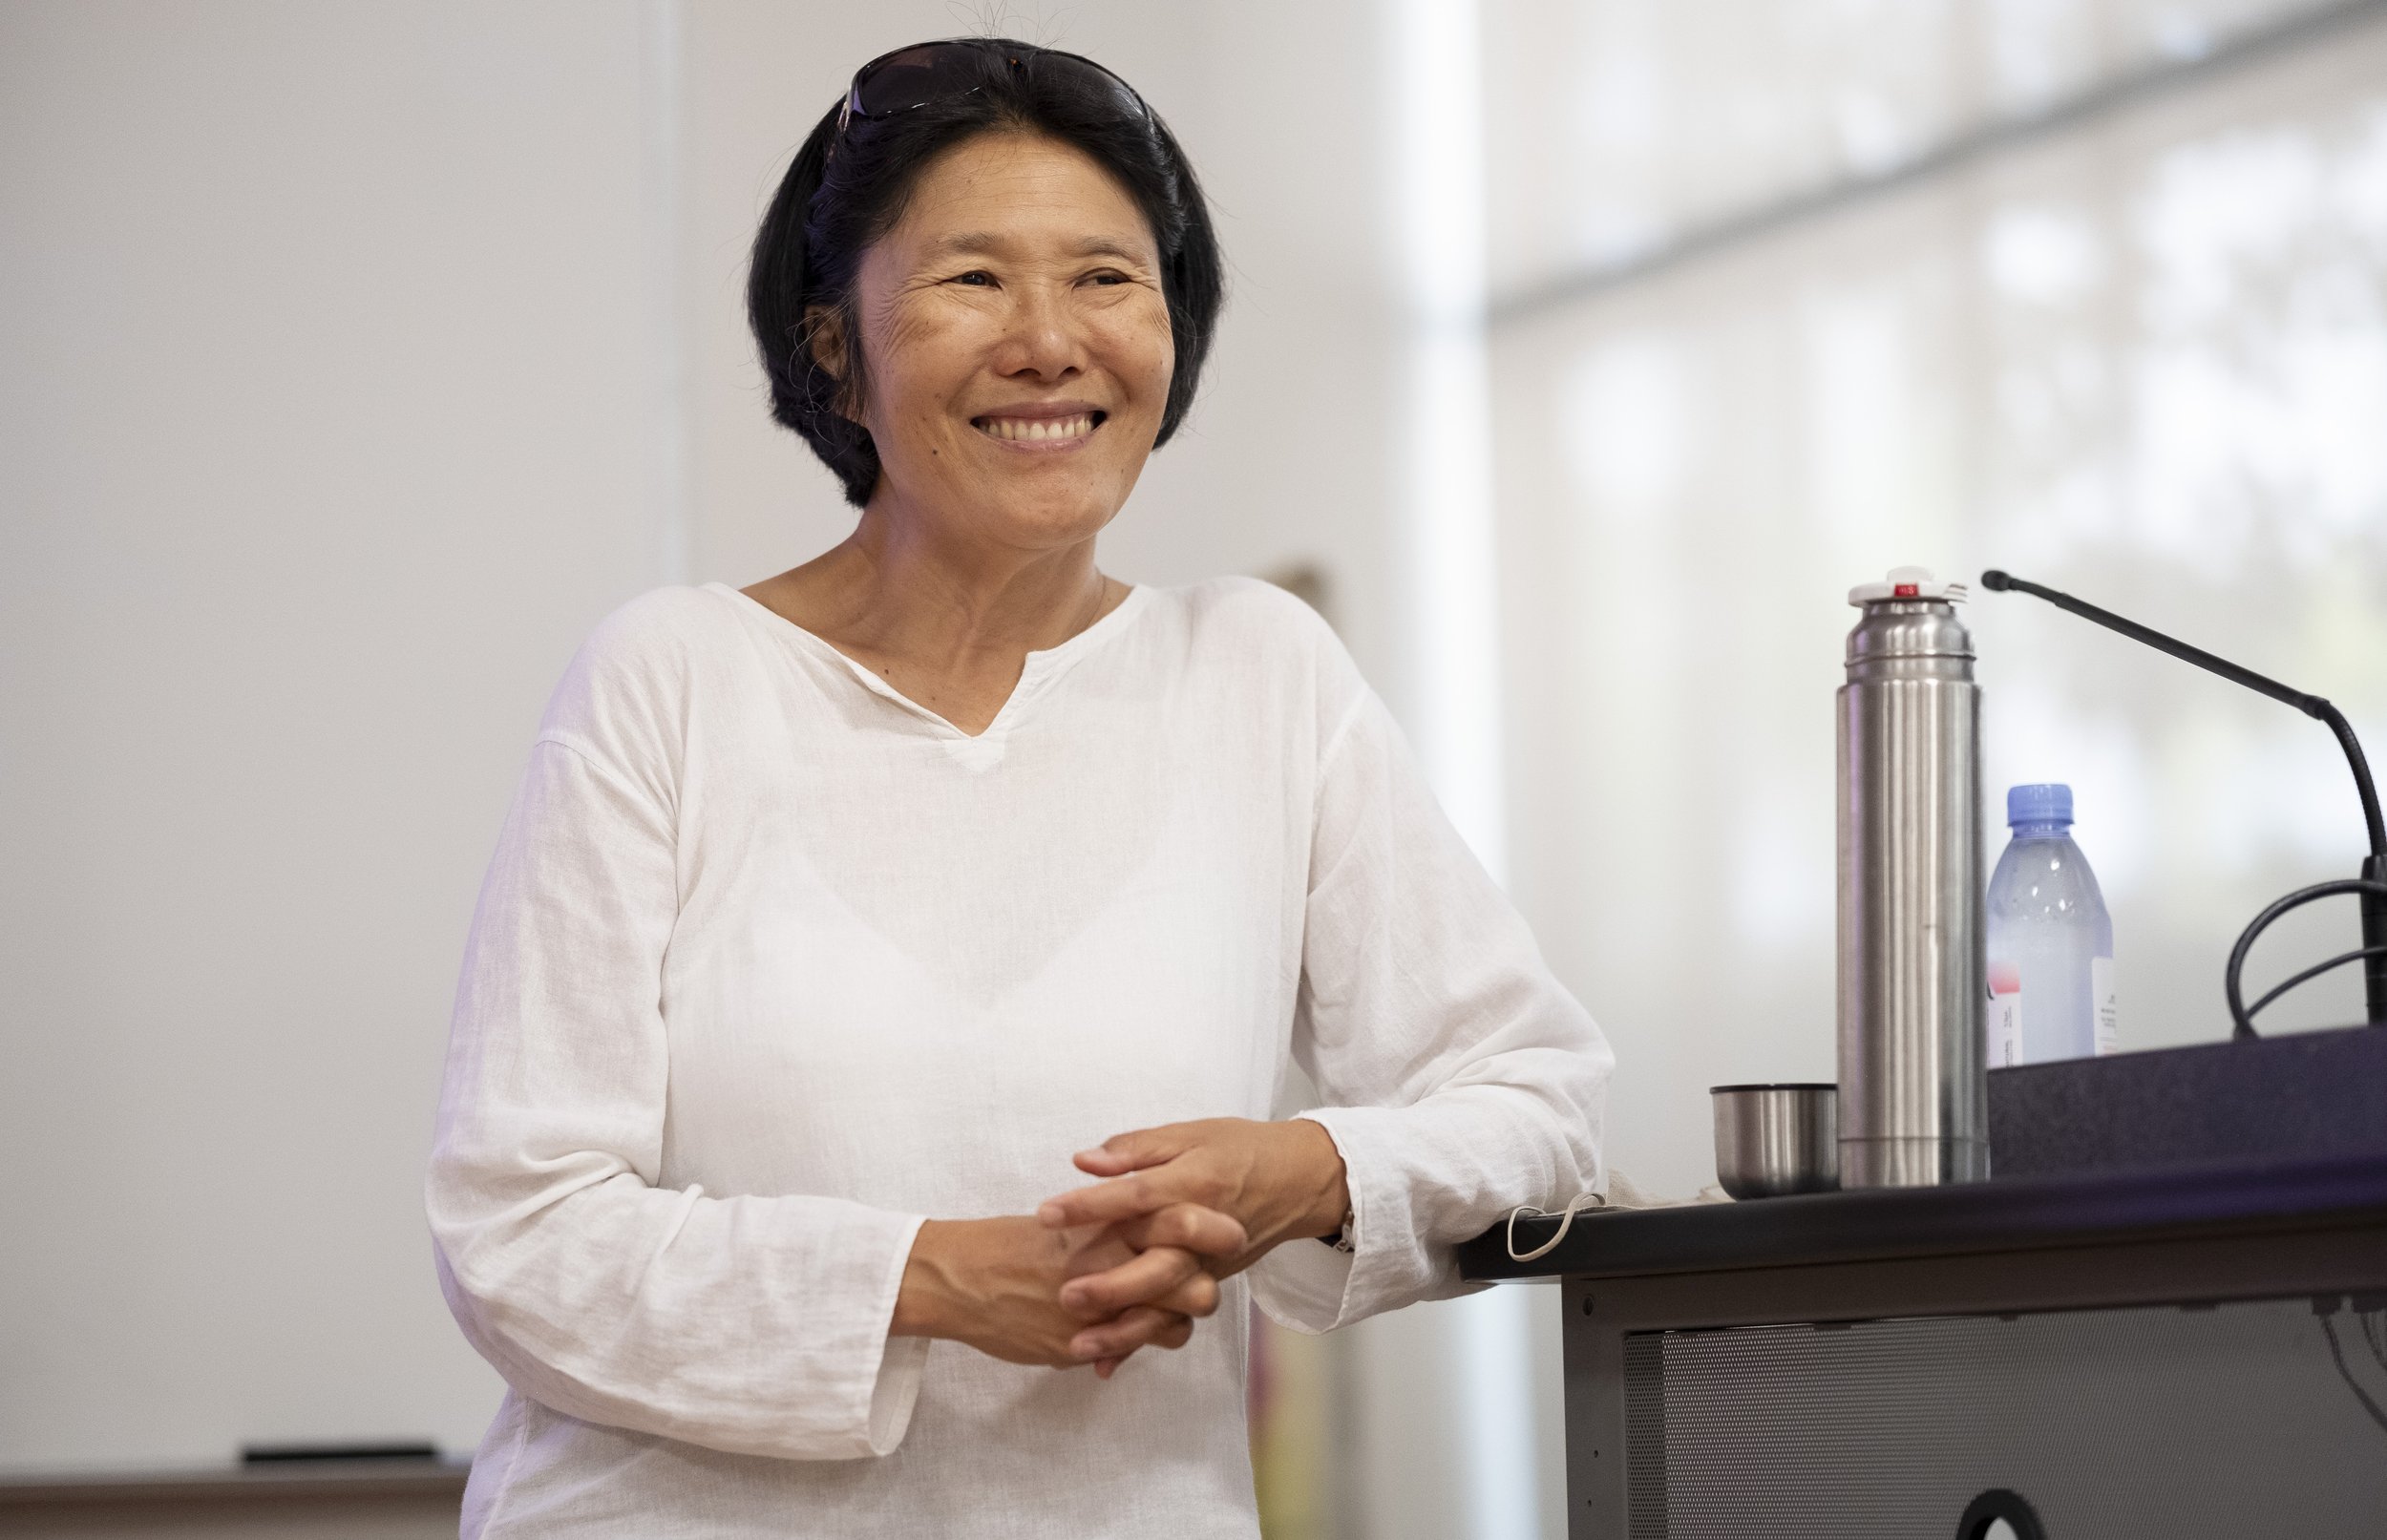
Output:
top-left (749, 40), bottom-right (1225, 507)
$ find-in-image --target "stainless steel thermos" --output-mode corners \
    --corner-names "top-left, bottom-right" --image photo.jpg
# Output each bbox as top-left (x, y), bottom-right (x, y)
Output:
top-left (1836, 566), bottom-right (1990, 1187)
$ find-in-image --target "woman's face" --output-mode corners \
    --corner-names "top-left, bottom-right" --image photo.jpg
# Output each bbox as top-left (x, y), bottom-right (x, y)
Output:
top-left (839, 131), bottom-right (1175, 553)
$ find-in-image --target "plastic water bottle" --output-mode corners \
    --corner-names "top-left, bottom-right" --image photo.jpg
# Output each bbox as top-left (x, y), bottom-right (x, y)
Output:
top-left (1984, 784), bottom-right (2116, 1065)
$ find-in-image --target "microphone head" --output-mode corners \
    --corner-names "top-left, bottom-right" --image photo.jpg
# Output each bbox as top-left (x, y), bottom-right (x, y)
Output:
top-left (1980, 569), bottom-right (2014, 591)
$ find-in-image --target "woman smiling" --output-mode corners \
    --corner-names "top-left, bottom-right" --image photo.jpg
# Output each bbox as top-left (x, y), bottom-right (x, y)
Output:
top-left (427, 36), bottom-right (1610, 1539)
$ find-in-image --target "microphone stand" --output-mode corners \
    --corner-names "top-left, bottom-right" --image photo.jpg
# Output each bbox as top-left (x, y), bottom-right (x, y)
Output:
top-left (1981, 570), bottom-right (2387, 1031)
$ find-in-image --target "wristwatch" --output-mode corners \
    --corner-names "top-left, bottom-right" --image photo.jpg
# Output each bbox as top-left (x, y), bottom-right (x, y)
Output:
top-left (1320, 1203), bottom-right (1356, 1255)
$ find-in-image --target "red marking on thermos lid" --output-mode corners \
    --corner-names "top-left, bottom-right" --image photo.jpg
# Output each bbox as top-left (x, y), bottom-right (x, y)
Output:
top-left (1893, 582), bottom-right (1920, 597)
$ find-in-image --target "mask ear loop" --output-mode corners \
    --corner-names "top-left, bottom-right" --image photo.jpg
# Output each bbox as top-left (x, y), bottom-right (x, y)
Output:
top-left (1505, 1192), bottom-right (1605, 1263)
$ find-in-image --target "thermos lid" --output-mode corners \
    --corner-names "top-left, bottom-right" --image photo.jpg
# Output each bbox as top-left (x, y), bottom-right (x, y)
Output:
top-left (1845, 564), bottom-right (1977, 666)
top-left (1848, 565), bottom-right (1969, 606)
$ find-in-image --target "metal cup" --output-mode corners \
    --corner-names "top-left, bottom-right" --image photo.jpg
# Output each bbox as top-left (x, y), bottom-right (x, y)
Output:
top-left (1710, 1084), bottom-right (1841, 1199)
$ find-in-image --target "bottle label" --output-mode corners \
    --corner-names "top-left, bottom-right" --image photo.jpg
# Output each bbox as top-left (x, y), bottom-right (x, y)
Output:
top-left (1987, 960), bottom-right (2023, 1067)
top-left (2093, 956), bottom-right (2118, 1056)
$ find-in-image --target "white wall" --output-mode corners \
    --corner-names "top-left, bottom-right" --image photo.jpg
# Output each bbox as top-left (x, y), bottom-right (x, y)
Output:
top-left (1, 0), bottom-right (671, 1467)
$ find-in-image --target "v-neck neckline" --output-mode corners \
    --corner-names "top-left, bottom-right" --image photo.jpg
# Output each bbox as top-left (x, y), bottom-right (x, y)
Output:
top-left (710, 581), bottom-right (1151, 742)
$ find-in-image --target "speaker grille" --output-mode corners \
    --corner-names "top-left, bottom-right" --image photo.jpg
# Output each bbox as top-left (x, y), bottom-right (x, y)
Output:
top-left (1621, 1295), bottom-right (2387, 1538)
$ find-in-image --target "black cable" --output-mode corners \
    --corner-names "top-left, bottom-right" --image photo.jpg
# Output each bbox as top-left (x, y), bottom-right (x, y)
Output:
top-left (2320, 1312), bottom-right (2387, 1438)
top-left (2244, 945), bottom-right (2387, 1019)
top-left (2223, 879), bottom-right (2387, 1038)
top-left (2325, 712), bottom-right (2387, 858)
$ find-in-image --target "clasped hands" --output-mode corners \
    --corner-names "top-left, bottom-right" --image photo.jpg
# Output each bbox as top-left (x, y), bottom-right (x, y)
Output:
top-left (890, 1117), bottom-right (1347, 1379)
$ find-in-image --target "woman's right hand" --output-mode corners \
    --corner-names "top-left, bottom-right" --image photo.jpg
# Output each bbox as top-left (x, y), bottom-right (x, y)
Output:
top-left (891, 1207), bottom-right (1245, 1372)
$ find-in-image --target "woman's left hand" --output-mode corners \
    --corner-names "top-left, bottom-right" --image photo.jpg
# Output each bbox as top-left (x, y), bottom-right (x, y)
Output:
top-left (1038, 1118), bottom-right (1349, 1283)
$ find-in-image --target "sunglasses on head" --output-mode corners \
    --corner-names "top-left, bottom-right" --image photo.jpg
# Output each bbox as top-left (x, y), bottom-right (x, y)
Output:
top-left (834, 38), bottom-right (1151, 137)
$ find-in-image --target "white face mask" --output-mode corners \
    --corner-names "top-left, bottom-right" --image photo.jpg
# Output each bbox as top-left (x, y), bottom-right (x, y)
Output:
top-left (1502, 1172), bottom-right (1729, 1261)
top-left (1504, 1192), bottom-right (1603, 1262)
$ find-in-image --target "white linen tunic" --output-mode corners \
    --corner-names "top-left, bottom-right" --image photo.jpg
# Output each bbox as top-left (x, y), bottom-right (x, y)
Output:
top-left (427, 577), bottom-right (1610, 1539)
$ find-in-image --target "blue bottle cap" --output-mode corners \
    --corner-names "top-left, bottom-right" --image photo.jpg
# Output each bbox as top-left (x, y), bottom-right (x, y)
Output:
top-left (2007, 782), bottom-right (2073, 828)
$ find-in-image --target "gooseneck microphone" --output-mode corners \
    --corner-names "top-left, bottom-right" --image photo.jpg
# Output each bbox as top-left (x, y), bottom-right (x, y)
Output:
top-left (1980, 570), bottom-right (2387, 1032)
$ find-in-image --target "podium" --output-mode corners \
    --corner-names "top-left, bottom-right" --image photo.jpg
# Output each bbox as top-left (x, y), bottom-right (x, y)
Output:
top-left (1463, 1033), bottom-right (2387, 1539)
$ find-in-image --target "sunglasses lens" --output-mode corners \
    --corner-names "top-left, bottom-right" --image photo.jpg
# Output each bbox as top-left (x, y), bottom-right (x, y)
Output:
top-left (847, 41), bottom-right (1149, 124)
top-left (852, 43), bottom-right (988, 118)
top-left (1030, 52), bottom-right (1148, 120)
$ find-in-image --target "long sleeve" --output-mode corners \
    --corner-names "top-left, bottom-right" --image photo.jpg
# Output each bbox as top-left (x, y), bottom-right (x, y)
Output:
top-left (1249, 686), bottom-right (1613, 1334)
top-left (425, 613), bottom-right (929, 1462)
